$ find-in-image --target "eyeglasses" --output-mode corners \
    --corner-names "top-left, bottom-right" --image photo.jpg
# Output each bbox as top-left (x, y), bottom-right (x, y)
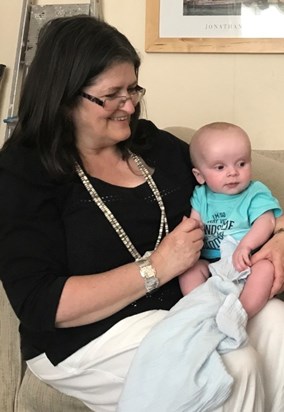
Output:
top-left (79, 85), bottom-right (146, 111)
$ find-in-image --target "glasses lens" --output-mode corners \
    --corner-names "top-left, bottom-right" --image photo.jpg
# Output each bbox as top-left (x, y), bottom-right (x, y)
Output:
top-left (104, 99), bottom-right (122, 111)
top-left (104, 87), bottom-right (145, 111)
top-left (135, 87), bottom-right (146, 102)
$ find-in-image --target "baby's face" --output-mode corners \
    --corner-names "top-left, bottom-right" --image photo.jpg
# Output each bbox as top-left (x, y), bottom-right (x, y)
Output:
top-left (193, 128), bottom-right (252, 195)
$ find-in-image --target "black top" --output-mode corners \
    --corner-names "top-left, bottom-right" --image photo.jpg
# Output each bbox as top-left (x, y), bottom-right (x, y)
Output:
top-left (0, 120), bottom-right (195, 365)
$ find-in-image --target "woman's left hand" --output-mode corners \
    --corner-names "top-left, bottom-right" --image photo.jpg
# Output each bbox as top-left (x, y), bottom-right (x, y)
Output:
top-left (251, 232), bottom-right (284, 297)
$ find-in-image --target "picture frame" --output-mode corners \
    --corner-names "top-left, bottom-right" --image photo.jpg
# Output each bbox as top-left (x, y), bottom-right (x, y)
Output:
top-left (145, 0), bottom-right (284, 53)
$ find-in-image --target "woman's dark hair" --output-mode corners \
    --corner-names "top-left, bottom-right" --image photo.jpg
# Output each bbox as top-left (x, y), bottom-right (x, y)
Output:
top-left (2, 15), bottom-right (141, 178)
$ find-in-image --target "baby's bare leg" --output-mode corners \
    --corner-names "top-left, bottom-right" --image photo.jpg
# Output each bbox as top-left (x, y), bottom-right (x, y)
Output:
top-left (179, 260), bottom-right (209, 296)
top-left (239, 259), bottom-right (274, 319)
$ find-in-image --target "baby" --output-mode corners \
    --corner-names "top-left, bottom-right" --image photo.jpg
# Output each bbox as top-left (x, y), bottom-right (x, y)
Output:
top-left (179, 122), bottom-right (282, 319)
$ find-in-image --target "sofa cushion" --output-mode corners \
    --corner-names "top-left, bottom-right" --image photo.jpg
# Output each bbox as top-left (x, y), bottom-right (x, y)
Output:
top-left (251, 151), bottom-right (284, 210)
top-left (16, 368), bottom-right (91, 412)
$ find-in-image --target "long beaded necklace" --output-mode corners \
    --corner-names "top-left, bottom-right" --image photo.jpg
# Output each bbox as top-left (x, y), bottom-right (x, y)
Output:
top-left (75, 152), bottom-right (169, 260)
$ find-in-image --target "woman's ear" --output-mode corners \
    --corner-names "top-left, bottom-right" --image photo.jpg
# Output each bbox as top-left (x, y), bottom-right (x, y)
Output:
top-left (192, 168), bottom-right (206, 185)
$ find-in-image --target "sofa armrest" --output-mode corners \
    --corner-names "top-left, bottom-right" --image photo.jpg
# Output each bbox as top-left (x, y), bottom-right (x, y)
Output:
top-left (0, 281), bottom-right (23, 412)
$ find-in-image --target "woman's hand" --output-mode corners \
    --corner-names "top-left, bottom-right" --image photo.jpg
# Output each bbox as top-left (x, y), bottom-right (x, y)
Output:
top-left (251, 232), bottom-right (284, 297)
top-left (151, 217), bottom-right (204, 284)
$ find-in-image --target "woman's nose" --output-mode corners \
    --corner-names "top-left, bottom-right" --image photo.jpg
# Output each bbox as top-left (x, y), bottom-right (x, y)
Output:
top-left (119, 97), bottom-right (135, 114)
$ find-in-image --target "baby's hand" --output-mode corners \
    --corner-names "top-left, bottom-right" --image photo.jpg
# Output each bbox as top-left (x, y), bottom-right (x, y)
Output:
top-left (232, 245), bottom-right (251, 272)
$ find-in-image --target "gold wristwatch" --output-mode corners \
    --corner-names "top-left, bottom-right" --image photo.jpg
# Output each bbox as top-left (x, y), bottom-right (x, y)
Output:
top-left (136, 254), bottom-right (160, 293)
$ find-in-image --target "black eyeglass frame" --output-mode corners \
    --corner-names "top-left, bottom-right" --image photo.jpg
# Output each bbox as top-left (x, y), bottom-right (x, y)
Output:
top-left (79, 85), bottom-right (146, 109)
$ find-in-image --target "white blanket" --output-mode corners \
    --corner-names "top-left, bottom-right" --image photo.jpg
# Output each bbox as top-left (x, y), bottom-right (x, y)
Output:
top-left (117, 237), bottom-right (250, 412)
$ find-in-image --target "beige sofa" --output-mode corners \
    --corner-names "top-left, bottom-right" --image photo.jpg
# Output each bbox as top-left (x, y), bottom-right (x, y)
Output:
top-left (1, 126), bottom-right (284, 411)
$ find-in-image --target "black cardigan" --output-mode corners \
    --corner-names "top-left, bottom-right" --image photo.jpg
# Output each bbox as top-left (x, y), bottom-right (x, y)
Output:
top-left (0, 120), bottom-right (195, 365)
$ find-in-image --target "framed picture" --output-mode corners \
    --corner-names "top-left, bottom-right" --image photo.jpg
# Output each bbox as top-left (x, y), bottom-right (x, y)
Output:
top-left (145, 0), bottom-right (284, 53)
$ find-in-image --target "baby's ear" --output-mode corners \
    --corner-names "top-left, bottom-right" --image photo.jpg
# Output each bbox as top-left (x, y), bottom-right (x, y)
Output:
top-left (192, 168), bottom-right (206, 185)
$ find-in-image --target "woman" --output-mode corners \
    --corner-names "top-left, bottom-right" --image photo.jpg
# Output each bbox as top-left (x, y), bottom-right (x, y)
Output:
top-left (0, 15), bottom-right (283, 412)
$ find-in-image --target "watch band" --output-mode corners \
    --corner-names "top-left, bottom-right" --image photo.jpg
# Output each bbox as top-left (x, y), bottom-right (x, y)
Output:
top-left (136, 255), bottom-right (160, 293)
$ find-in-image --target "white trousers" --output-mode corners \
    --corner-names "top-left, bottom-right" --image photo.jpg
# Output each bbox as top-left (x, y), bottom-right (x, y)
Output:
top-left (27, 299), bottom-right (284, 412)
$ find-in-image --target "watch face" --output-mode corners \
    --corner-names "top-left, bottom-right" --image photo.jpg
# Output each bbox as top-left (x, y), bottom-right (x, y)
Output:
top-left (138, 258), bottom-right (159, 292)
top-left (142, 265), bottom-right (156, 278)
top-left (145, 275), bottom-right (159, 293)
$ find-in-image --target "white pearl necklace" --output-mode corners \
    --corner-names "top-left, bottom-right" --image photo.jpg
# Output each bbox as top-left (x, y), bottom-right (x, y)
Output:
top-left (75, 152), bottom-right (169, 260)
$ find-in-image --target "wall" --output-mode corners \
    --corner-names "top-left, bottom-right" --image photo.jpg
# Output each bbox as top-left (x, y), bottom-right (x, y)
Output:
top-left (0, 0), bottom-right (284, 148)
